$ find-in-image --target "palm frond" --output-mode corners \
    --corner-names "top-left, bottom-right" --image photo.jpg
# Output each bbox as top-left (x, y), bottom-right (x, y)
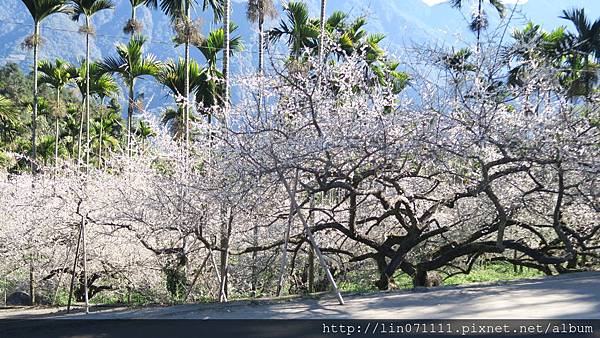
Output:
top-left (38, 59), bottom-right (74, 89)
top-left (196, 23), bottom-right (243, 67)
top-left (20, 0), bottom-right (70, 23)
top-left (0, 96), bottom-right (17, 123)
top-left (246, 0), bottom-right (278, 24)
top-left (157, 58), bottom-right (203, 99)
top-left (69, 0), bottom-right (114, 22)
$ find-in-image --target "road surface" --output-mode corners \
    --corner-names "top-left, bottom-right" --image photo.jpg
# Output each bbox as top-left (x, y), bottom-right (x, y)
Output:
top-left (2, 272), bottom-right (598, 320)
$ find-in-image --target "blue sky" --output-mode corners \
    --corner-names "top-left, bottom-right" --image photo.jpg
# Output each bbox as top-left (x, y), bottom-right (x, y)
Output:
top-left (421, 0), bottom-right (527, 5)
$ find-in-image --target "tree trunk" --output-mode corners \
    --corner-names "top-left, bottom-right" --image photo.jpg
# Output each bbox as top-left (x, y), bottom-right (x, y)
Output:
top-left (183, 252), bottom-right (210, 303)
top-left (54, 88), bottom-right (60, 166)
top-left (278, 169), bottom-right (344, 305)
top-left (29, 258), bottom-right (35, 306)
top-left (307, 195), bottom-right (315, 293)
top-left (131, 5), bottom-right (137, 36)
top-left (81, 216), bottom-right (89, 314)
top-left (318, 0), bottom-right (327, 62)
top-left (184, 3), bottom-right (191, 152)
top-left (32, 22), bottom-right (39, 174)
top-left (257, 17), bottom-right (264, 121)
top-left (251, 211), bottom-right (258, 297)
top-left (223, 0), bottom-right (231, 124)
top-left (412, 269), bottom-right (427, 287)
top-left (219, 206), bottom-right (232, 302)
top-left (476, 0), bottom-right (482, 51)
top-left (98, 101), bottom-right (104, 168)
top-left (53, 244), bottom-right (71, 305)
top-left (85, 16), bottom-right (91, 169)
top-left (66, 224), bottom-right (82, 314)
top-left (127, 82), bottom-right (134, 157)
top-left (276, 171), bottom-right (298, 297)
top-left (77, 99), bottom-right (84, 168)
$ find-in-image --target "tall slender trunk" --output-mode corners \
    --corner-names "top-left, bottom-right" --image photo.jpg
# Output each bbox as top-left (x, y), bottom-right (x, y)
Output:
top-left (276, 171), bottom-right (298, 297)
top-left (54, 88), bottom-right (61, 166)
top-left (278, 169), bottom-right (344, 305)
top-left (81, 215), bottom-right (89, 314)
top-left (223, 0), bottom-right (231, 124)
top-left (307, 195), bottom-right (315, 293)
top-left (53, 243), bottom-right (72, 305)
top-left (127, 82), bottom-right (134, 157)
top-left (184, 3), bottom-right (191, 152)
top-left (219, 207), bottom-right (232, 302)
top-left (258, 17), bottom-right (264, 76)
top-left (66, 224), bottom-right (82, 314)
top-left (29, 258), bottom-right (35, 305)
top-left (29, 23), bottom-right (40, 303)
top-left (251, 218), bottom-right (258, 297)
top-left (257, 17), bottom-right (264, 121)
top-left (127, 6), bottom-right (136, 159)
top-left (318, 0), bottom-right (327, 63)
top-left (218, 0), bottom-right (232, 304)
top-left (476, 0), bottom-right (482, 51)
top-left (32, 22), bottom-right (40, 174)
top-left (131, 5), bottom-right (137, 36)
top-left (98, 99), bottom-right (104, 168)
top-left (85, 17), bottom-right (91, 169)
top-left (77, 99), bottom-right (84, 167)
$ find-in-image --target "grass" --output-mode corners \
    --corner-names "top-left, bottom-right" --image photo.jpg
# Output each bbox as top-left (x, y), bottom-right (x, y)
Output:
top-left (444, 262), bottom-right (544, 285)
top-left (337, 262), bottom-right (545, 293)
top-left (36, 262), bottom-right (546, 307)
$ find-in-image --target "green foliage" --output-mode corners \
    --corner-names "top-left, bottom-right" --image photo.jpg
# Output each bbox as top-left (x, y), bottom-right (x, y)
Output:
top-left (163, 264), bottom-right (188, 302)
top-left (444, 262), bottom-right (544, 285)
top-left (102, 35), bottom-right (161, 87)
top-left (157, 58), bottom-right (204, 100)
top-left (269, 1), bottom-right (319, 58)
top-left (20, 0), bottom-right (70, 24)
top-left (195, 23), bottom-right (244, 68)
top-left (69, 0), bottom-right (115, 22)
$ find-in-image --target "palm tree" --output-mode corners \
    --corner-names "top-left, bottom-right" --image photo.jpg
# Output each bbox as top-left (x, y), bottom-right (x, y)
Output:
top-left (194, 24), bottom-right (243, 118)
top-left (246, 0), bottom-right (277, 124)
top-left (20, 0), bottom-right (69, 173)
top-left (0, 96), bottom-right (17, 125)
top-left (38, 59), bottom-right (74, 165)
top-left (101, 35), bottom-right (161, 156)
top-left (92, 74), bottom-right (119, 167)
top-left (269, 1), bottom-right (319, 58)
top-left (157, 58), bottom-right (203, 140)
top-left (451, 0), bottom-right (505, 49)
top-left (148, 0), bottom-right (223, 149)
top-left (223, 0), bottom-right (231, 113)
top-left (560, 8), bottom-right (600, 98)
top-left (134, 120), bottom-right (155, 152)
top-left (124, 0), bottom-right (158, 35)
top-left (318, 0), bottom-right (326, 62)
top-left (246, 0), bottom-right (277, 75)
top-left (68, 0), bottom-right (115, 168)
top-left (92, 109), bottom-right (121, 168)
top-left (69, 61), bottom-right (100, 165)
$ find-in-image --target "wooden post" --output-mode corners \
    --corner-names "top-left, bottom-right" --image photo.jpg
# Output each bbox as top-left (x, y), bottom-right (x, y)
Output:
top-left (278, 169), bottom-right (344, 305)
top-left (308, 195), bottom-right (315, 293)
top-left (219, 207), bottom-right (232, 302)
top-left (276, 171), bottom-right (298, 297)
top-left (251, 216), bottom-right (259, 297)
top-left (29, 258), bottom-right (35, 306)
top-left (81, 216), bottom-right (89, 314)
top-left (53, 244), bottom-right (72, 305)
top-left (67, 224), bottom-right (82, 314)
top-left (183, 252), bottom-right (211, 303)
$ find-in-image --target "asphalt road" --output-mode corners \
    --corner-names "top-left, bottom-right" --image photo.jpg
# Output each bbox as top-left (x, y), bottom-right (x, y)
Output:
top-left (3, 272), bottom-right (595, 320)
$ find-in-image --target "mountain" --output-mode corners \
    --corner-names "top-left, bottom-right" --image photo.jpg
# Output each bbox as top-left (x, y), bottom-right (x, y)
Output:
top-left (1, 0), bottom-right (598, 110)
